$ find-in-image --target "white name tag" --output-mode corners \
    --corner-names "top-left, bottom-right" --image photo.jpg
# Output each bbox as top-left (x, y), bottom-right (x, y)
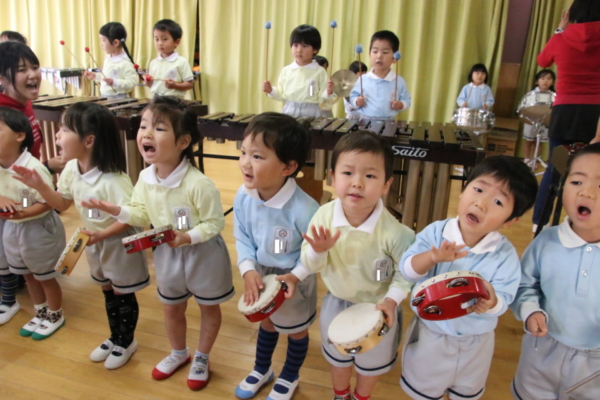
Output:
top-left (85, 196), bottom-right (102, 220)
top-left (373, 258), bottom-right (392, 282)
top-left (173, 207), bottom-right (191, 230)
top-left (307, 80), bottom-right (317, 98)
top-left (19, 189), bottom-right (33, 208)
top-left (272, 226), bottom-right (292, 254)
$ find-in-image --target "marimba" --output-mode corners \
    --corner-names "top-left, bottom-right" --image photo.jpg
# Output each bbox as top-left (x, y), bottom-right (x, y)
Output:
top-left (197, 114), bottom-right (486, 231)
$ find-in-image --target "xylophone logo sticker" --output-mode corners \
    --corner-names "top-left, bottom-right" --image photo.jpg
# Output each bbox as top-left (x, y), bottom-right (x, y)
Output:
top-left (391, 145), bottom-right (428, 159)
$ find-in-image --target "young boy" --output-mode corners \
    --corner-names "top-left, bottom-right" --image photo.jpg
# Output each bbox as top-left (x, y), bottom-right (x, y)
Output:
top-left (145, 19), bottom-right (194, 98)
top-left (349, 30), bottom-right (410, 121)
top-left (344, 61), bottom-right (367, 119)
top-left (510, 144), bottom-right (600, 400)
top-left (234, 113), bottom-right (319, 400)
top-left (399, 156), bottom-right (538, 400)
top-left (301, 130), bottom-right (416, 400)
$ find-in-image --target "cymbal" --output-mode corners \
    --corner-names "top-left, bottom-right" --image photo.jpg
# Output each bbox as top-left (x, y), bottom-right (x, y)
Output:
top-left (331, 69), bottom-right (358, 97)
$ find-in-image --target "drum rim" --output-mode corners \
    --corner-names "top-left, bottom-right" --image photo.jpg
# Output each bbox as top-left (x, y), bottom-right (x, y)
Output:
top-left (122, 224), bottom-right (174, 243)
top-left (413, 270), bottom-right (484, 292)
top-left (238, 274), bottom-right (283, 315)
top-left (328, 303), bottom-right (385, 346)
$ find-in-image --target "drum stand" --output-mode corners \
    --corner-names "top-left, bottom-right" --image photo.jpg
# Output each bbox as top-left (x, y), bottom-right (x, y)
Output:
top-left (529, 120), bottom-right (547, 175)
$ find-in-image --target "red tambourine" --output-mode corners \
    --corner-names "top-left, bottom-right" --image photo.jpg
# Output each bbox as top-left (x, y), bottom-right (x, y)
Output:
top-left (411, 270), bottom-right (489, 321)
top-left (0, 208), bottom-right (15, 217)
top-left (238, 275), bottom-right (288, 322)
top-left (122, 225), bottom-right (175, 254)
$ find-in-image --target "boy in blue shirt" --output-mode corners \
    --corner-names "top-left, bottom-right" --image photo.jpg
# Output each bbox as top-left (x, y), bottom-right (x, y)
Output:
top-left (400, 156), bottom-right (538, 400)
top-left (349, 30), bottom-right (411, 121)
top-left (510, 143), bottom-right (600, 400)
top-left (234, 113), bottom-right (319, 400)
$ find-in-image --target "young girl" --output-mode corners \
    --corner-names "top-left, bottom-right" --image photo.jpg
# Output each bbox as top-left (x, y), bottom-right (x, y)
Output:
top-left (13, 102), bottom-right (150, 369)
top-left (83, 22), bottom-right (138, 99)
top-left (519, 69), bottom-right (556, 166)
top-left (262, 24), bottom-right (335, 117)
top-left (0, 106), bottom-right (66, 340)
top-left (84, 96), bottom-right (234, 390)
top-left (456, 63), bottom-right (495, 110)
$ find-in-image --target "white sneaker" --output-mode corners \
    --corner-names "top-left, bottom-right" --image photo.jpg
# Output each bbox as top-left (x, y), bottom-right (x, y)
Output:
top-left (32, 312), bottom-right (65, 340)
top-left (105, 340), bottom-right (137, 369)
top-left (0, 302), bottom-right (20, 325)
top-left (266, 377), bottom-right (299, 400)
top-left (187, 354), bottom-right (210, 390)
top-left (152, 351), bottom-right (190, 380)
top-left (235, 367), bottom-right (274, 399)
top-left (19, 306), bottom-right (47, 337)
top-left (90, 339), bottom-right (115, 362)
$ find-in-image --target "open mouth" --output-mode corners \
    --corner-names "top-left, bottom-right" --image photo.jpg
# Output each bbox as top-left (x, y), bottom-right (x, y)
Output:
top-left (467, 213), bottom-right (479, 223)
top-left (25, 83), bottom-right (39, 91)
top-left (578, 206), bottom-right (591, 217)
top-left (143, 144), bottom-right (156, 153)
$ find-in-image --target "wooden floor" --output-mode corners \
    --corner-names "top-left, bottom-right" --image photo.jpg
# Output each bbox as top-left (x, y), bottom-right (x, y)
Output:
top-left (0, 140), bottom-right (548, 400)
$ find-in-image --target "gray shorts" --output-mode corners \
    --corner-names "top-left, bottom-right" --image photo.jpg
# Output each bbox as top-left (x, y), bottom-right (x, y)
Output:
top-left (255, 264), bottom-right (317, 334)
top-left (86, 227), bottom-right (150, 293)
top-left (401, 316), bottom-right (494, 400)
top-left (320, 293), bottom-right (402, 376)
top-left (0, 219), bottom-right (8, 276)
top-left (282, 101), bottom-right (322, 118)
top-left (512, 333), bottom-right (600, 400)
top-left (3, 212), bottom-right (66, 281)
top-left (153, 233), bottom-right (235, 305)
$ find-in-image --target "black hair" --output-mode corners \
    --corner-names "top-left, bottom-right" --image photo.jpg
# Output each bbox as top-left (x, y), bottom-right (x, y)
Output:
top-left (314, 55), bottom-right (328, 69)
top-left (289, 24), bottom-right (321, 51)
top-left (349, 61), bottom-right (367, 74)
top-left (99, 22), bottom-right (136, 66)
top-left (143, 96), bottom-right (199, 167)
top-left (467, 63), bottom-right (489, 83)
top-left (242, 112), bottom-right (310, 178)
top-left (569, 0), bottom-right (600, 23)
top-left (567, 143), bottom-right (600, 174)
top-left (61, 102), bottom-right (126, 173)
top-left (153, 19), bottom-right (183, 41)
top-left (532, 69), bottom-right (556, 91)
top-left (331, 130), bottom-right (394, 181)
top-left (465, 155), bottom-right (538, 221)
top-left (0, 107), bottom-right (33, 152)
top-left (0, 31), bottom-right (27, 44)
top-left (370, 30), bottom-right (400, 53)
top-left (0, 42), bottom-right (39, 95)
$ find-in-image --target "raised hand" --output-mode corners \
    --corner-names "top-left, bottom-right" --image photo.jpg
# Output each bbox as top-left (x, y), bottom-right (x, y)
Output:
top-left (430, 240), bottom-right (468, 263)
top-left (262, 80), bottom-right (273, 94)
top-left (11, 165), bottom-right (46, 190)
top-left (81, 198), bottom-right (121, 216)
top-left (302, 225), bottom-right (341, 254)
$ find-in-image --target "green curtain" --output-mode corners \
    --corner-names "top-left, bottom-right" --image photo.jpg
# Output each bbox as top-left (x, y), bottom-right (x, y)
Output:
top-left (515, 0), bottom-right (573, 105)
top-left (200, 0), bottom-right (509, 124)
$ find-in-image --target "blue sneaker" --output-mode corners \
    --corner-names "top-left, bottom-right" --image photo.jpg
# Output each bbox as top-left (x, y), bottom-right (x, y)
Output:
top-left (235, 367), bottom-right (274, 399)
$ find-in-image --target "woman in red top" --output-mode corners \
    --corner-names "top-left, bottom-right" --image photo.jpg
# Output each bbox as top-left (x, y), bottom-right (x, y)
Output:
top-left (533, 0), bottom-right (600, 228)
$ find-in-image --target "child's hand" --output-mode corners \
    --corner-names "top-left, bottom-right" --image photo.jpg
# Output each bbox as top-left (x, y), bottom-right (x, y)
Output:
top-left (164, 79), bottom-right (176, 89)
top-left (83, 71), bottom-right (96, 80)
top-left (81, 229), bottom-right (106, 246)
top-left (11, 165), bottom-right (46, 191)
top-left (144, 74), bottom-right (154, 87)
top-left (326, 80), bottom-right (334, 96)
top-left (461, 102), bottom-right (468, 108)
top-left (275, 273), bottom-right (299, 299)
top-left (356, 95), bottom-right (366, 108)
top-left (468, 279), bottom-right (497, 314)
top-left (391, 100), bottom-right (404, 110)
top-left (559, 9), bottom-right (570, 30)
top-left (262, 80), bottom-right (273, 94)
top-left (526, 312), bottom-right (548, 337)
top-left (0, 196), bottom-right (19, 216)
top-left (167, 230), bottom-right (191, 248)
top-left (102, 78), bottom-right (114, 87)
top-left (81, 198), bottom-right (121, 216)
top-left (243, 270), bottom-right (264, 306)
top-left (302, 225), bottom-right (341, 254)
top-left (430, 240), bottom-right (468, 263)
top-left (376, 298), bottom-right (397, 328)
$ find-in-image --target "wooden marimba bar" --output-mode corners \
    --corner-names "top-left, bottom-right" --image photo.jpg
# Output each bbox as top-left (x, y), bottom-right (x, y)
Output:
top-left (197, 114), bottom-right (486, 231)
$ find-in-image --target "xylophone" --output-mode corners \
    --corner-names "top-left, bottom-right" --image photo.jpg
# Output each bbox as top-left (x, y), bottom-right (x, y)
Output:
top-left (33, 96), bottom-right (208, 183)
top-left (41, 67), bottom-right (85, 93)
top-left (197, 114), bottom-right (486, 231)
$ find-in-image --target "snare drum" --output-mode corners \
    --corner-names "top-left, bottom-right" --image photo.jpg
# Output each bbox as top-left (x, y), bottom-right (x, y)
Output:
top-left (54, 228), bottom-right (90, 275)
top-left (517, 91), bottom-right (555, 122)
top-left (328, 303), bottom-right (389, 355)
top-left (411, 270), bottom-right (489, 321)
top-left (452, 108), bottom-right (495, 133)
top-left (237, 274), bottom-right (287, 322)
top-left (122, 225), bottom-right (175, 254)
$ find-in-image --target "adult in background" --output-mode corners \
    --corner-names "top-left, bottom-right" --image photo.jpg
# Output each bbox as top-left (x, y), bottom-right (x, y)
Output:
top-left (532, 0), bottom-right (600, 230)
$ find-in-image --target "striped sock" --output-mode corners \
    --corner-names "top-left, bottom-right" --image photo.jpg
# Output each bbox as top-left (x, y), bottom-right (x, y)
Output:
top-left (275, 334), bottom-right (309, 392)
top-left (0, 273), bottom-right (18, 307)
top-left (247, 326), bottom-right (279, 383)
